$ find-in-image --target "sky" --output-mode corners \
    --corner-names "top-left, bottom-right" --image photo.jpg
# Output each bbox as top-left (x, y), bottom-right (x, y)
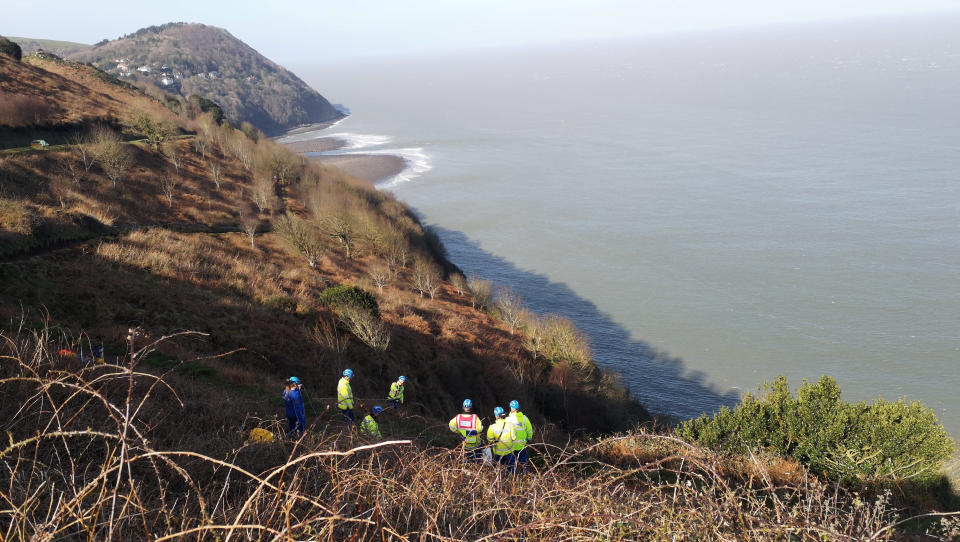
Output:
top-left (5, 0), bottom-right (960, 63)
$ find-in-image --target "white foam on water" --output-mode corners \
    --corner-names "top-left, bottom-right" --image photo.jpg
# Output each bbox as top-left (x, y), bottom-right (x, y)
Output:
top-left (373, 147), bottom-right (433, 188)
top-left (323, 132), bottom-right (394, 149)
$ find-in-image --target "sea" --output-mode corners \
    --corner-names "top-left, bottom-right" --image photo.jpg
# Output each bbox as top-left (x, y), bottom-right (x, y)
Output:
top-left (286, 14), bottom-right (960, 437)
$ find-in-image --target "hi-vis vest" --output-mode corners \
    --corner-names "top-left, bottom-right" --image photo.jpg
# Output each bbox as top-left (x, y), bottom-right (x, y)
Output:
top-left (388, 381), bottom-right (404, 403)
top-left (487, 418), bottom-right (515, 456)
top-left (449, 413), bottom-right (483, 449)
top-left (337, 377), bottom-right (353, 410)
top-left (507, 411), bottom-right (533, 451)
top-left (361, 415), bottom-right (381, 439)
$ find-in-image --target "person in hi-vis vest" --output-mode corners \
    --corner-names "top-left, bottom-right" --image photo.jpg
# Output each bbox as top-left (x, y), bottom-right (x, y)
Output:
top-left (449, 399), bottom-right (484, 462)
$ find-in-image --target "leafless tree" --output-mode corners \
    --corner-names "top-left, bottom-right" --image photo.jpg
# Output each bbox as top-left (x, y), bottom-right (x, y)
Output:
top-left (193, 137), bottom-right (207, 159)
top-left (318, 213), bottom-right (358, 259)
top-left (241, 214), bottom-right (259, 249)
top-left (494, 286), bottom-right (525, 333)
top-left (69, 132), bottom-right (96, 172)
top-left (336, 304), bottom-right (390, 351)
top-left (450, 273), bottom-right (469, 296)
top-left (274, 214), bottom-right (324, 269)
top-left (57, 156), bottom-right (82, 185)
top-left (251, 176), bottom-right (274, 212)
top-left (467, 277), bottom-right (493, 311)
top-left (165, 142), bottom-right (184, 175)
top-left (411, 256), bottom-right (441, 299)
top-left (93, 127), bottom-right (132, 188)
top-left (159, 176), bottom-right (178, 207)
top-left (368, 264), bottom-right (390, 293)
top-left (208, 160), bottom-right (223, 190)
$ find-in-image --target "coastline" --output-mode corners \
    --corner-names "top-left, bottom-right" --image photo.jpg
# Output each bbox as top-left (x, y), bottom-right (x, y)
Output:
top-left (283, 138), bottom-right (347, 153)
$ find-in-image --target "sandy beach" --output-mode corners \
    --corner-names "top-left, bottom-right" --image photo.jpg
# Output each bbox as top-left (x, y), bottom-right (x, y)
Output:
top-left (307, 154), bottom-right (406, 183)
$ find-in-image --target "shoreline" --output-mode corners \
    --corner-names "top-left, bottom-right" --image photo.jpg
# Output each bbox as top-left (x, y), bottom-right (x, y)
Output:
top-left (306, 153), bottom-right (407, 184)
top-left (283, 138), bottom-right (347, 153)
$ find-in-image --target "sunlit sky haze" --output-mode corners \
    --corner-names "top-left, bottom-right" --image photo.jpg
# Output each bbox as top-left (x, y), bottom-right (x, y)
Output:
top-left (4, 0), bottom-right (960, 63)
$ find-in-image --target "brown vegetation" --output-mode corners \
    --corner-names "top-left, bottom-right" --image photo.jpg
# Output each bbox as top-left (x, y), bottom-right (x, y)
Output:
top-left (0, 326), bottom-right (936, 541)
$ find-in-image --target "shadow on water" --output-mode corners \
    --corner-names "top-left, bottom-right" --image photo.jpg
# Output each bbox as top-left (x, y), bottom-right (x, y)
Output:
top-left (429, 225), bottom-right (741, 422)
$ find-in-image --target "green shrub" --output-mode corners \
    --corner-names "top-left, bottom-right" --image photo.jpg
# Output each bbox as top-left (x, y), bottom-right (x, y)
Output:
top-left (188, 95), bottom-right (225, 125)
top-left (676, 376), bottom-right (955, 482)
top-left (318, 285), bottom-right (379, 319)
top-left (0, 37), bottom-right (22, 61)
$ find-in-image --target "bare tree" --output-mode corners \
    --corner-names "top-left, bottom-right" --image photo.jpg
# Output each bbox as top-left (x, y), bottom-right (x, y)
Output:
top-left (467, 277), bottom-right (493, 311)
top-left (241, 214), bottom-right (259, 249)
top-left (494, 286), bottom-right (525, 334)
top-left (450, 273), bottom-right (469, 296)
top-left (159, 176), bottom-right (178, 207)
top-left (251, 176), bottom-right (274, 212)
top-left (165, 142), bottom-right (184, 176)
top-left (93, 127), bottom-right (132, 188)
top-left (318, 212), bottom-right (358, 259)
top-left (193, 137), bottom-right (207, 159)
top-left (208, 160), bottom-right (223, 190)
top-left (368, 264), bottom-right (390, 293)
top-left (270, 151), bottom-right (299, 186)
top-left (69, 132), bottom-right (96, 172)
top-left (274, 214), bottom-right (324, 269)
top-left (336, 304), bottom-right (390, 351)
top-left (411, 256), bottom-right (441, 299)
top-left (57, 156), bottom-right (82, 185)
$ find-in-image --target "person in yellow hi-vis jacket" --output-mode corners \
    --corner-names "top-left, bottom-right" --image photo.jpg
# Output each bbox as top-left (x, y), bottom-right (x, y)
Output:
top-left (388, 375), bottom-right (406, 408)
top-left (337, 369), bottom-right (355, 423)
top-left (487, 406), bottom-right (515, 470)
top-left (361, 406), bottom-right (383, 439)
top-left (507, 400), bottom-right (534, 473)
top-left (449, 399), bottom-right (484, 462)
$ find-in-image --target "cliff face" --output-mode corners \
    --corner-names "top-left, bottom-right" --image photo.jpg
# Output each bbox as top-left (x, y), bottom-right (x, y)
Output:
top-left (70, 23), bottom-right (342, 134)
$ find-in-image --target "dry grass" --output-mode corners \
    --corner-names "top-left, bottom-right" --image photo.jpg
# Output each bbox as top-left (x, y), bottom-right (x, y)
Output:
top-left (2, 325), bottom-right (939, 541)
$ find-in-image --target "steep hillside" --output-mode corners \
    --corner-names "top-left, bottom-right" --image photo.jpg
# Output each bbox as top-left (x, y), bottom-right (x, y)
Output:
top-left (71, 22), bottom-right (342, 134)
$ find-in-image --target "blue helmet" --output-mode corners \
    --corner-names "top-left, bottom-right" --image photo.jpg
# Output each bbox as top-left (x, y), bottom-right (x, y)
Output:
top-left (372, 405), bottom-right (383, 415)
top-left (398, 376), bottom-right (407, 382)
top-left (343, 369), bottom-right (353, 378)
top-left (494, 406), bottom-right (505, 417)
top-left (289, 376), bottom-right (300, 384)
top-left (462, 399), bottom-right (472, 409)
top-left (509, 400), bottom-right (520, 410)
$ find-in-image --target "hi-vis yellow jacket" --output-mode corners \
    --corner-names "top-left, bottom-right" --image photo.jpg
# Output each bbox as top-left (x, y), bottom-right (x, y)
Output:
top-left (337, 377), bottom-right (353, 410)
top-left (449, 413), bottom-right (483, 449)
top-left (507, 411), bottom-right (533, 451)
top-left (388, 381), bottom-right (404, 403)
top-left (487, 418), bottom-right (515, 456)
top-left (361, 415), bottom-right (381, 439)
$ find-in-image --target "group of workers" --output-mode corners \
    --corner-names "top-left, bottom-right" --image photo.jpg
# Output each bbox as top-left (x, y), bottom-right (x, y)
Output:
top-left (281, 369), bottom-right (534, 472)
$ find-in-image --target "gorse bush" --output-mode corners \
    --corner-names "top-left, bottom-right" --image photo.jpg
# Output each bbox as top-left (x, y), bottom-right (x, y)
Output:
top-left (318, 285), bottom-right (380, 319)
top-left (676, 376), bottom-right (955, 482)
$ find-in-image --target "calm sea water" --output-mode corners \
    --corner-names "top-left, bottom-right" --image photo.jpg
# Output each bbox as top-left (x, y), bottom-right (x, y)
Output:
top-left (290, 16), bottom-right (960, 436)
